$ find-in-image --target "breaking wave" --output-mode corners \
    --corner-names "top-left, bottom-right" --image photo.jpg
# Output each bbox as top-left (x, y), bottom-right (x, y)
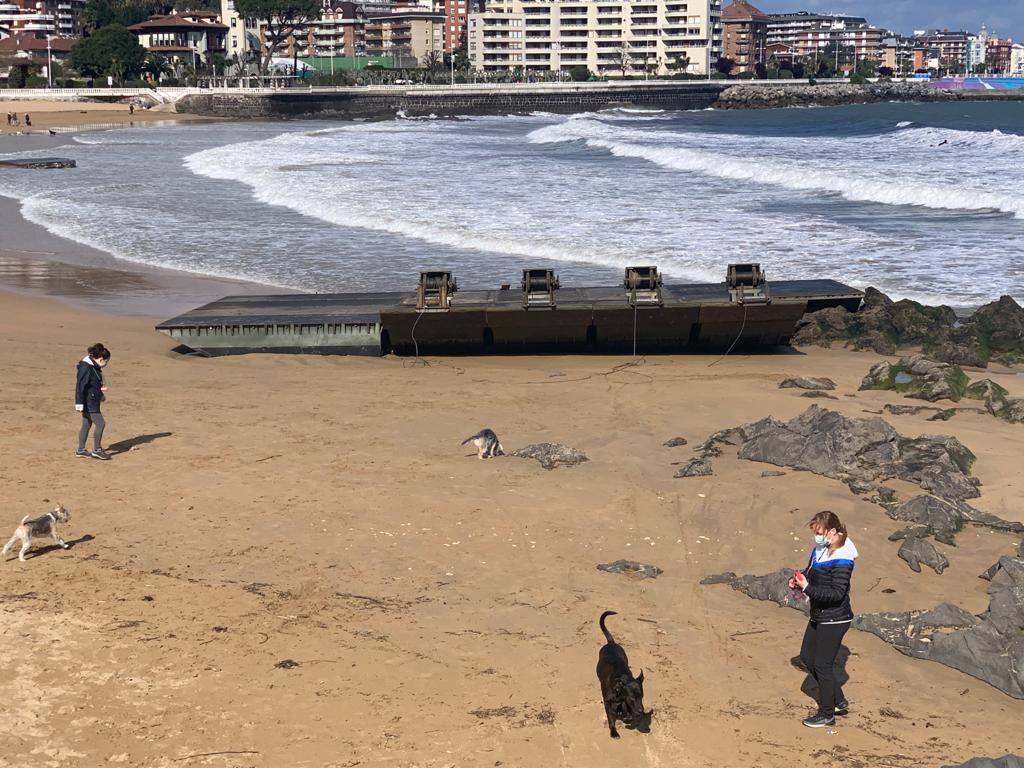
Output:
top-left (529, 120), bottom-right (1024, 218)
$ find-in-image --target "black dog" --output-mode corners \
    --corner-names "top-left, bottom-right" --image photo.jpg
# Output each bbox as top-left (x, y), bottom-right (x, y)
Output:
top-left (596, 610), bottom-right (652, 738)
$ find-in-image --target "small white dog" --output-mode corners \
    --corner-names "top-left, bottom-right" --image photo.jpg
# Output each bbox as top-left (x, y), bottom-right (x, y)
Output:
top-left (3, 504), bottom-right (71, 562)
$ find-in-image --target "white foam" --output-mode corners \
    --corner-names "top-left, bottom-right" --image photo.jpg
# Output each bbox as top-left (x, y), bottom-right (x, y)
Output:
top-left (528, 120), bottom-right (1024, 218)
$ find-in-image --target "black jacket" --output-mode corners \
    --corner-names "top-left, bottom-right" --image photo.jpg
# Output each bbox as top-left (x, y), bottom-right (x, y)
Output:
top-left (75, 358), bottom-right (104, 413)
top-left (801, 539), bottom-right (857, 623)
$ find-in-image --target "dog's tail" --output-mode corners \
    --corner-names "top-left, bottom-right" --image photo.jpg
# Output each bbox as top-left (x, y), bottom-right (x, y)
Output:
top-left (19, 515), bottom-right (30, 525)
top-left (461, 431), bottom-right (484, 446)
top-left (599, 611), bottom-right (617, 644)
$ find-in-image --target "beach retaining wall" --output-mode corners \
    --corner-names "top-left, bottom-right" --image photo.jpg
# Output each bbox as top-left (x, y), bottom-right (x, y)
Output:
top-left (176, 82), bottom-right (726, 119)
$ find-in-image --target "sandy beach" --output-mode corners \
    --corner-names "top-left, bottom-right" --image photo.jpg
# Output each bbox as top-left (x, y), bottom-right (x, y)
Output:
top-left (0, 99), bottom-right (213, 136)
top-left (0, 282), bottom-right (1021, 767)
top-left (0, 106), bottom-right (1022, 767)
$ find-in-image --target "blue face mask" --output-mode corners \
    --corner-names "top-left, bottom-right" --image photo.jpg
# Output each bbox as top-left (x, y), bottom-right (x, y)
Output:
top-left (814, 534), bottom-right (829, 547)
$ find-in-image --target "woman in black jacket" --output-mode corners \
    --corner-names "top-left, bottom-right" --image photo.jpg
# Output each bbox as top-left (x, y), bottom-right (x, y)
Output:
top-left (790, 510), bottom-right (858, 728)
top-left (75, 343), bottom-right (111, 460)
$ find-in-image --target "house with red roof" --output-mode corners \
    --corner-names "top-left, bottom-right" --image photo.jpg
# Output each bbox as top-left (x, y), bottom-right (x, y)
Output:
top-left (128, 10), bottom-right (227, 65)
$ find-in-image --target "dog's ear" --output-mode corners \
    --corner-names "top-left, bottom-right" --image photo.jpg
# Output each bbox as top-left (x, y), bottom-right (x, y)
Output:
top-left (636, 670), bottom-right (644, 685)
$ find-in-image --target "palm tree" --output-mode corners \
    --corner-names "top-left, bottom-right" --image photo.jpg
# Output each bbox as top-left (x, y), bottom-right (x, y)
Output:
top-left (142, 52), bottom-right (170, 83)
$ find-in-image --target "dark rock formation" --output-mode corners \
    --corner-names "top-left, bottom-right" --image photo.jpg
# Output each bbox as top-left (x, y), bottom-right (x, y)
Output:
top-left (888, 525), bottom-right (929, 541)
top-left (793, 288), bottom-right (1024, 368)
top-left (706, 556), bottom-right (1024, 698)
top-left (964, 379), bottom-right (1009, 414)
top-left (511, 443), bottom-right (588, 470)
top-left (761, 470), bottom-right (786, 477)
top-left (800, 391), bottom-right (837, 399)
top-left (898, 536), bottom-right (949, 574)
top-left (0, 157), bottom-right (77, 169)
top-left (779, 376), bottom-right (836, 391)
top-left (597, 560), bottom-right (663, 579)
top-left (699, 571), bottom-right (736, 585)
top-left (663, 437), bottom-right (688, 447)
top-left (855, 555), bottom-right (1024, 698)
top-left (859, 355), bottom-right (969, 403)
top-left (886, 495), bottom-right (1024, 545)
top-left (674, 457), bottom-right (713, 478)
top-left (942, 757), bottom-right (1024, 768)
top-left (734, 405), bottom-right (979, 501)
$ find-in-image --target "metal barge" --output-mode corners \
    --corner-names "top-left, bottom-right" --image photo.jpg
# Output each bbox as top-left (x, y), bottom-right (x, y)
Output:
top-left (155, 264), bottom-right (863, 357)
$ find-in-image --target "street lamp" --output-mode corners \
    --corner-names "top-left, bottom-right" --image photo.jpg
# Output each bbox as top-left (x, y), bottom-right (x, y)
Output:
top-left (46, 35), bottom-right (52, 87)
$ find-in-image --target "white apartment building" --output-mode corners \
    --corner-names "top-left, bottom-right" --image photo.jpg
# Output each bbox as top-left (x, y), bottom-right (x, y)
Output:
top-left (468, 0), bottom-right (721, 77)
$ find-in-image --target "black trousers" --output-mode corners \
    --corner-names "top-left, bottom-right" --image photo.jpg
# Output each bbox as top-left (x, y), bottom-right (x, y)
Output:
top-left (799, 620), bottom-right (849, 716)
top-left (78, 411), bottom-right (105, 451)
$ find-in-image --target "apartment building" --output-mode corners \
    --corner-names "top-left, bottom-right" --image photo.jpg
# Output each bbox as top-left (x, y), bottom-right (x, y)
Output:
top-left (1011, 43), bottom-right (1024, 76)
top-left (914, 29), bottom-right (969, 71)
top-left (0, 2), bottom-right (55, 37)
top-left (767, 11), bottom-right (882, 61)
top-left (365, 10), bottom-right (444, 67)
top-left (986, 36), bottom-right (1014, 74)
top-left (441, 0), bottom-right (469, 52)
top-left (721, 0), bottom-right (767, 73)
top-left (469, 0), bottom-right (721, 76)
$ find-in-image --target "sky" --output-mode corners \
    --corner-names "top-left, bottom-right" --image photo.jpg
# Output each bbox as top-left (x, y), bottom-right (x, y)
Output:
top-left (752, 1), bottom-right (1021, 38)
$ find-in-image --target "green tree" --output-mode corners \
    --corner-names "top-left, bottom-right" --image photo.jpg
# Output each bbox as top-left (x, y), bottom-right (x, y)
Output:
top-left (142, 51), bottom-right (170, 81)
top-left (233, 0), bottom-right (320, 74)
top-left (70, 24), bottom-right (146, 82)
top-left (855, 57), bottom-right (877, 78)
top-left (714, 56), bottom-right (735, 76)
top-left (567, 64), bottom-right (591, 82)
top-left (668, 54), bottom-right (690, 74)
top-left (7, 62), bottom-right (28, 88)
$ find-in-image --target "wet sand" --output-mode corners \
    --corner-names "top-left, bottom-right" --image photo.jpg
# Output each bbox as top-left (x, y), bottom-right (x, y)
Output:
top-left (0, 191), bottom-right (278, 318)
top-left (0, 286), bottom-right (1021, 767)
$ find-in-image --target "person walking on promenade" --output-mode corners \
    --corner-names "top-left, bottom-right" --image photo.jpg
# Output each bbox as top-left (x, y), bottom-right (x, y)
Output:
top-left (75, 343), bottom-right (112, 460)
top-left (789, 510), bottom-right (858, 728)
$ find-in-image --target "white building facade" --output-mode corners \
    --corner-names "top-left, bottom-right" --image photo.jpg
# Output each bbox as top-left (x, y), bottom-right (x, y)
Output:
top-left (468, 0), bottom-right (721, 76)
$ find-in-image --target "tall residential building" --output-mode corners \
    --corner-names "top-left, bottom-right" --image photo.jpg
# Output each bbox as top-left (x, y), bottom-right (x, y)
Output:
top-left (468, 0), bottom-right (719, 76)
top-left (766, 11), bottom-right (883, 61)
top-left (880, 35), bottom-right (912, 73)
top-left (365, 10), bottom-right (444, 66)
top-left (985, 36), bottom-right (1014, 74)
top-left (914, 29), bottom-right (969, 71)
top-left (966, 26), bottom-right (987, 73)
top-left (0, 2), bottom-right (55, 36)
top-left (721, 0), bottom-right (767, 73)
top-left (441, 0), bottom-right (468, 52)
top-left (1012, 43), bottom-right (1024, 76)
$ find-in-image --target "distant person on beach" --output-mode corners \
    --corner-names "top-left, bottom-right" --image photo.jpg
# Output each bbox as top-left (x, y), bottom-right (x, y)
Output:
top-left (129, 104), bottom-right (134, 115)
top-left (24, 114), bottom-right (31, 127)
top-left (788, 510), bottom-right (858, 729)
top-left (75, 343), bottom-right (112, 460)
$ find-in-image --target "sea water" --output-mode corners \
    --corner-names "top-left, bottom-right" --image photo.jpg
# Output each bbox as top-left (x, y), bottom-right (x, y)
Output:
top-left (1, 100), bottom-right (1022, 307)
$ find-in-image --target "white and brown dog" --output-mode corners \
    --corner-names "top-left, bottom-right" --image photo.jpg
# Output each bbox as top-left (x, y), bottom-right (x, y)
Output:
top-left (3, 504), bottom-right (71, 562)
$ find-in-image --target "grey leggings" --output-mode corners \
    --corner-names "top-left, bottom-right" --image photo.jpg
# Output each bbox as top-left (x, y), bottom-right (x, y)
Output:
top-left (78, 411), bottom-right (105, 451)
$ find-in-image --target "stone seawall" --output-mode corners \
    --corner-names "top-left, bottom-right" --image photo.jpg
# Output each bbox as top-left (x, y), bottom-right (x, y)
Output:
top-left (714, 81), bottom-right (1024, 109)
top-left (177, 83), bottom-right (725, 120)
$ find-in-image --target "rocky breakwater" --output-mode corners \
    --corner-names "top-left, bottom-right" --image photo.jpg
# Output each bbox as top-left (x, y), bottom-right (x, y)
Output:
top-left (713, 80), bottom-right (1024, 110)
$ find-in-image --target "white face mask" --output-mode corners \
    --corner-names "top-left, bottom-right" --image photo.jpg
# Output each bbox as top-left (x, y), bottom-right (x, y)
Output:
top-left (814, 533), bottom-right (829, 547)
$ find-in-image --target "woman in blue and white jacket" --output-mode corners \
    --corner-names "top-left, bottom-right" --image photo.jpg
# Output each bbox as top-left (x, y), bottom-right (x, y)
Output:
top-left (789, 510), bottom-right (858, 728)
